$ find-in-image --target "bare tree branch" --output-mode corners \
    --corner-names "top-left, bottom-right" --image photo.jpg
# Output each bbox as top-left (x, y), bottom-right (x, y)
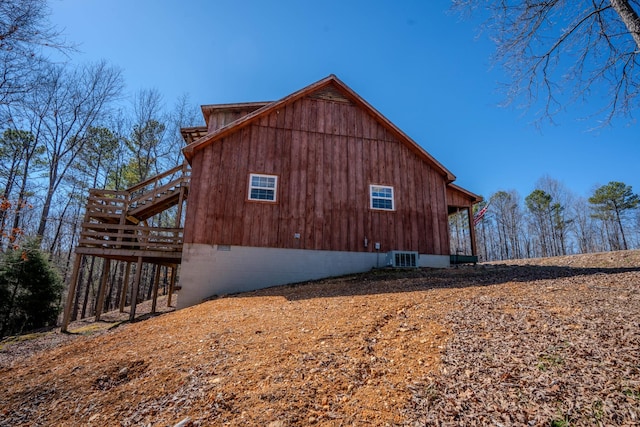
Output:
top-left (0, 0), bottom-right (74, 118)
top-left (453, 0), bottom-right (640, 125)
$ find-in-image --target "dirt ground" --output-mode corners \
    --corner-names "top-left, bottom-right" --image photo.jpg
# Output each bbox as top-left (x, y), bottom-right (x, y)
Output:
top-left (1, 250), bottom-right (639, 426)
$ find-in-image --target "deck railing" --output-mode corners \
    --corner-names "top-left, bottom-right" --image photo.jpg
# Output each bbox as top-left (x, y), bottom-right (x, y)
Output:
top-left (79, 163), bottom-right (190, 254)
top-left (127, 163), bottom-right (191, 211)
top-left (79, 223), bottom-right (183, 252)
top-left (84, 163), bottom-right (190, 223)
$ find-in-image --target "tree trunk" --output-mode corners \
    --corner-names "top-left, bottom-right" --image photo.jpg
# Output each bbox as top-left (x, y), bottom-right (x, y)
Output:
top-left (10, 147), bottom-right (34, 246)
top-left (610, 0), bottom-right (640, 49)
top-left (613, 206), bottom-right (629, 250)
top-left (37, 185), bottom-right (55, 238)
top-left (0, 155), bottom-right (20, 250)
top-left (105, 262), bottom-right (117, 312)
top-left (114, 261), bottom-right (125, 312)
top-left (146, 264), bottom-right (157, 300)
top-left (80, 256), bottom-right (97, 319)
top-left (48, 189), bottom-right (74, 254)
top-left (162, 266), bottom-right (169, 295)
top-left (71, 257), bottom-right (87, 321)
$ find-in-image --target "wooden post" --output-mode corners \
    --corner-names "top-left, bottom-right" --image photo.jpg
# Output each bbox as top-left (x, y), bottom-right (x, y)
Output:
top-left (468, 206), bottom-right (478, 257)
top-left (129, 257), bottom-right (143, 322)
top-left (61, 253), bottom-right (83, 333)
top-left (119, 262), bottom-right (131, 312)
top-left (119, 186), bottom-right (130, 245)
top-left (62, 189), bottom-right (96, 332)
top-left (151, 263), bottom-right (161, 313)
top-left (175, 186), bottom-right (186, 228)
top-left (94, 258), bottom-right (111, 321)
top-left (167, 266), bottom-right (177, 307)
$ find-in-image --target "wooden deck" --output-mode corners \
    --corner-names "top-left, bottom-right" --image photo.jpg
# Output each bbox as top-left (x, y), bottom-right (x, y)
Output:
top-left (76, 222), bottom-right (183, 263)
top-left (61, 163), bottom-right (191, 331)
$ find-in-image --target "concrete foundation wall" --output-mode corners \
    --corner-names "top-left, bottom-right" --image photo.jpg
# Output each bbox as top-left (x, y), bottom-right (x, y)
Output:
top-left (177, 244), bottom-right (450, 309)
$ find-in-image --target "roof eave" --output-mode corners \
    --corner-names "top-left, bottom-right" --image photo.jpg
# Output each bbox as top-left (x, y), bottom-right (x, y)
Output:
top-left (448, 183), bottom-right (483, 204)
top-left (184, 76), bottom-right (343, 162)
top-left (324, 75), bottom-right (457, 182)
top-left (184, 75), bottom-right (458, 183)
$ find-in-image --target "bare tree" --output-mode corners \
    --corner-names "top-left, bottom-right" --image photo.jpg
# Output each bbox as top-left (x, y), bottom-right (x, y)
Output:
top-left (453, 0), bottom-right (640, 124)
top-left (449, 208), bottom-right (472, 255)
top-left (571, 198), bottom-right (598, 253)
top-left (122, 89), bottom-right (168, 186)
top-left (490, 190), bottom-right (524, 260)
top-left (0, 127), bottom-right (42, 249)
top-left (16, 61), bottom-right (124, 241)
top-left (0, 0), bottom-right (72, 116)
top-left (166, 93), bottom-right (200, 167)
top-left (525, 189), bottom-right (554, 257)
top-left (535, 176), bottom-right (575, 255)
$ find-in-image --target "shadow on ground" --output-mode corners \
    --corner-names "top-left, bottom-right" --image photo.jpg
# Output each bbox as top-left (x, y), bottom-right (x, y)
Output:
top-left (231, 264), bottom-right (640, 301)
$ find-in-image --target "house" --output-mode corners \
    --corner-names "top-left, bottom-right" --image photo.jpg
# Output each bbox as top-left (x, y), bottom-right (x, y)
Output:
top-left (61, 74), bottom-right (480, 331)
top-left (176, 75), bottom-right (481, 308)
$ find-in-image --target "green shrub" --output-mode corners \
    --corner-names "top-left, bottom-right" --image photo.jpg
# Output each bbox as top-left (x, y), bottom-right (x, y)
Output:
top-left (0, 238), bottom-right (63, 337)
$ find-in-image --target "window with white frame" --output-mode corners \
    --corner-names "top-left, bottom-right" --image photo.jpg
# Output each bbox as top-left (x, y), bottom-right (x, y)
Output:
top-left (370, 185), bottom-right (394, 210)
top-left (248, 173), bottom-right (278, 202)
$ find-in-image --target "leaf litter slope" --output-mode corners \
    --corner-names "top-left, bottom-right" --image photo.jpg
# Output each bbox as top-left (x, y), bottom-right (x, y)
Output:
top-left (1, 250), bottom-right (639, 426)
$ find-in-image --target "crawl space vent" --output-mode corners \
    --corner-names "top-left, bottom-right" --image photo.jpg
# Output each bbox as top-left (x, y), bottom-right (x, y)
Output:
top-left (387, 251), bottom-right (418, 268)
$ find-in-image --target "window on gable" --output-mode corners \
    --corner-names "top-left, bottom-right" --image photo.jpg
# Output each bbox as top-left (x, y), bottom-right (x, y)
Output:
top-left (248, 173), bottom-right (278, 202)
top-left (370, 185), bottom-right (394, 211)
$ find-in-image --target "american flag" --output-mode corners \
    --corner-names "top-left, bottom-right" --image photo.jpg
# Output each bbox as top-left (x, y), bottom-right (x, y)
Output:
top-left (473, 204), bottom-right (488, 226)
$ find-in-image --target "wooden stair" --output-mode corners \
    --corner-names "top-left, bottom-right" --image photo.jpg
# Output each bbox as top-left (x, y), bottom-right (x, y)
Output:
top-left (77, 163), bottom-right (190, 261)
top-left (125, 165), bottom-right (191, 223)
top-left (62, 163), bottom-right (191, 331)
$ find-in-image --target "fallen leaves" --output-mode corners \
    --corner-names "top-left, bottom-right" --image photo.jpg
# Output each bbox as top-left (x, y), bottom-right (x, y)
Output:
top-left (1, 250), bottom-right (639, 426)
top-left (406, 255), bottom-right (640, 426)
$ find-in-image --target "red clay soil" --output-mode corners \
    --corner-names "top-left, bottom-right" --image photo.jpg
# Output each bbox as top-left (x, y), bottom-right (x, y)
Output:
top-left (1, 250), bottom-right (639, 426)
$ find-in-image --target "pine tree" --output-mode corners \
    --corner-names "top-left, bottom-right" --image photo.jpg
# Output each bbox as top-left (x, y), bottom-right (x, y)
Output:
top-left (0, 238), bottom-right (63, 337)
top-left (589, 182), bottom-right (640, 251)
top-left (525, 189), bottom-right (553, 257)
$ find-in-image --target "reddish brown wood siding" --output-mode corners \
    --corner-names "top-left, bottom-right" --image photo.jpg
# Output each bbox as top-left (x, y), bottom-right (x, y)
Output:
top-left (184, 93), bottom-right (452, 255)
top-left (205, 105), bottom-right (266, 132)
top-left (446, 186), bottom-right (476, 209)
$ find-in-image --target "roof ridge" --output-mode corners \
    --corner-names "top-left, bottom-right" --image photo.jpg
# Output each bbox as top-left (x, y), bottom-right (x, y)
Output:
top-left (182, 75), bottom-right (455, 182)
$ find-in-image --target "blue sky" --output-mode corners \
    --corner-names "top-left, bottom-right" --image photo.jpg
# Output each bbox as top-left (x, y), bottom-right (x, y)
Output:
top-left (48, 0), bottom-right (639, 202)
